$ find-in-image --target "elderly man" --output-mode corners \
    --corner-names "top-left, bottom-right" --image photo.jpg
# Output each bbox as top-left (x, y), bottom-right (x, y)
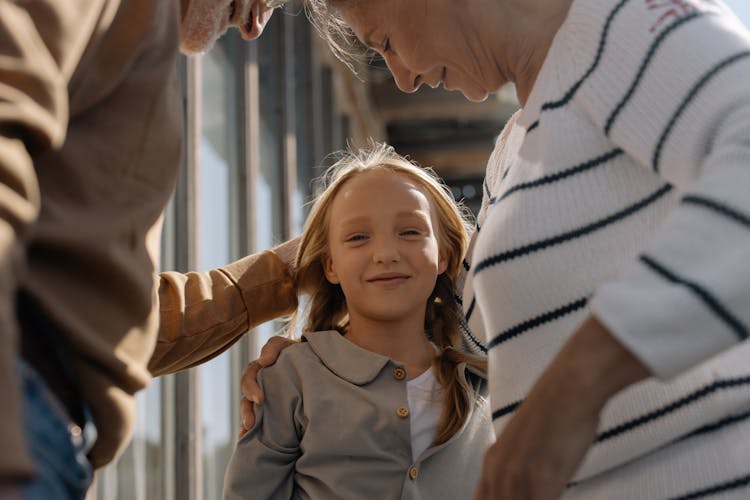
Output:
top-left (0, 0), bottom-right (293, 497)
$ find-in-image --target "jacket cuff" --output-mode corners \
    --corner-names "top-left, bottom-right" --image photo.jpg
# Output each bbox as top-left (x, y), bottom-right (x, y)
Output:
top-left (220, 250), bottom-right (297, 328)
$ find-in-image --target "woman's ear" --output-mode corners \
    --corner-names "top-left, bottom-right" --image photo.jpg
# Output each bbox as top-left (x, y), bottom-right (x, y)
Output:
top-left (323, 253), bottom-right (340, 284)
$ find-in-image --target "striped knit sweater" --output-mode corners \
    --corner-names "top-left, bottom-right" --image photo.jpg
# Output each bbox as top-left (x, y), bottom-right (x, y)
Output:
top-left (461, 0), bottom-right (750, 496)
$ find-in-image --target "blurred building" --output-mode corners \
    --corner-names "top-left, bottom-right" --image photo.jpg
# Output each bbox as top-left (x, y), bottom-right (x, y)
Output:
top-left (88, 7), bottom-right (517, 500)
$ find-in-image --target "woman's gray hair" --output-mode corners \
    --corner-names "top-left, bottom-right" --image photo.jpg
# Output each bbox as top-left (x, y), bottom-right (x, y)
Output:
top-left (304, 0), bottom-right (371, 73)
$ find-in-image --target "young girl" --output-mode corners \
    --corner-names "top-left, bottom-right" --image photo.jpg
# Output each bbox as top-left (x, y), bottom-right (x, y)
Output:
top-left (222, 143), bottom-right (493, 499)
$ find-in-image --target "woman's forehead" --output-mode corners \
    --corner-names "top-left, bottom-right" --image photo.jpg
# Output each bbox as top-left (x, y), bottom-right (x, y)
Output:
top-left (336, 0), bottom-right (396, 36)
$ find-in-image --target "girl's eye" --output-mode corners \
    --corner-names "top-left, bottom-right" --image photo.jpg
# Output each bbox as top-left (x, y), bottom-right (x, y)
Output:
top-left (346, 235), bottom-right (368, 242)
top-left (401, 229), bottom-right (421, 236)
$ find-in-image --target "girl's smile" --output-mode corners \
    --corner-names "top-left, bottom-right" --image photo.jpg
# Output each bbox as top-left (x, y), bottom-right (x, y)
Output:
top-left (323, 169), bottom-right (447, 326)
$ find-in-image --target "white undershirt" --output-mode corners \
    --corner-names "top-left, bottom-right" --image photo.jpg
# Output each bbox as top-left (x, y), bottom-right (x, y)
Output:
top-left (406, 367), bottom-right (443, 460)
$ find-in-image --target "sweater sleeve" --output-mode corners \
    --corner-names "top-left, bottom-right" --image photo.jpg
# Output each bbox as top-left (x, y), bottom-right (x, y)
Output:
top-left (0, 0), bottom-right (107, 478)
top-left (222, 354), bottom-right (303, 500)
top-left (576, 3), bottom-right (750, 378)
top-left (149, 250), bottom-right (297, 376)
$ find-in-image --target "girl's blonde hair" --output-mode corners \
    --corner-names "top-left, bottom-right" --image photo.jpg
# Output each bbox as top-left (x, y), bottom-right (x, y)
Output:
top-left (293, 142), bottom-right (486, 445)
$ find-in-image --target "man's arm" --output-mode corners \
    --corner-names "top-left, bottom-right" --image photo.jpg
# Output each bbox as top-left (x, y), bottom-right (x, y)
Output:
top-left (149, 238), bottom-right (298, 376)
top-left (473, 315), bottom-right (649, 500)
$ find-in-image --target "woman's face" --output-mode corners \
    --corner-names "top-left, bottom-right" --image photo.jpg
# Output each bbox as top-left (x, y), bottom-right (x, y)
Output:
top-left (337, 0), bottom-right (505, 102)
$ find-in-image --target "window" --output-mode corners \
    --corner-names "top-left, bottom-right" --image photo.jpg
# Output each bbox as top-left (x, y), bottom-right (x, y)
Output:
top-left (197, 33), bottom-right (243, 500)
top-left (89, 13), bottom-right (373, 499)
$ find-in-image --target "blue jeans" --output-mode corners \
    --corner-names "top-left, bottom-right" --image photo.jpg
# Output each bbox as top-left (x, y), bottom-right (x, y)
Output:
top-left (17, 359), bottom-right (97, 500)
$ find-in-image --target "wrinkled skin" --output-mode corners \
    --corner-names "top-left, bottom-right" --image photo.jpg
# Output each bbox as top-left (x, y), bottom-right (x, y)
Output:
top-left (180, 0), bottom-right (275, 54)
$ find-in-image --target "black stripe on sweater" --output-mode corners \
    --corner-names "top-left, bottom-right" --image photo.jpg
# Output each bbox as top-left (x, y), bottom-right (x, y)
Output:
top-left (473, 184), bottom-right (673, 275)
top-left (679, 407), bottom-right (750, 442)
top-left (669, 472), bottom-right (750, 500)
top-left (492, 377), bottom-right (750, 427)
top-left (640, 255), bottom-right (749, 341)
top-left (566, 409), bottom-right (750, 491)
top-left (604, 12), bottom-right (704, 136)
top-left (459, 317), bottom-right (488, 354)
top-left (492, 400), bottom-right (522, 421)
top-left (683, 194), bottom-right (750, 230)
top-left (596, 376), bottom-right (750, 443)
top-left (489, 148), bottom-right (623, 205)
top-left (501, 161), bottom-right (514, 181)
top-left (541, 0), bottom-right (631, 113)
top-left (524, 0), bottom-right (631, 134)
top-left (483, 178), bottom-right (493, 201)
top-left (488, 297), bottom-right (588, 350)
top-left (465, 297), bottom-right (477, 323)
top-left (652, 50), bottom-right (750, 172)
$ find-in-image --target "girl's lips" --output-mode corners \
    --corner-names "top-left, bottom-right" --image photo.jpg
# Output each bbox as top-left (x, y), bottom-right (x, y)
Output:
top-left (367, 276), bottom-right (410, 287)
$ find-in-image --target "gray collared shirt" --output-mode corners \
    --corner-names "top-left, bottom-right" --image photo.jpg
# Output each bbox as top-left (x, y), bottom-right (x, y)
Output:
top-left (223, 331), bottom-right (494, 499)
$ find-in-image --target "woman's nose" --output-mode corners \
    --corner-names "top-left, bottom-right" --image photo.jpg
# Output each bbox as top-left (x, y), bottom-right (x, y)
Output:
top-left (384, 53), bottom-right (421, 94)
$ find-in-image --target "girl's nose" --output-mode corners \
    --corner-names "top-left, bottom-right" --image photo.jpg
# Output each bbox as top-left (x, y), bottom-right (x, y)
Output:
top-left (372, 239), bottom-right (400, 264)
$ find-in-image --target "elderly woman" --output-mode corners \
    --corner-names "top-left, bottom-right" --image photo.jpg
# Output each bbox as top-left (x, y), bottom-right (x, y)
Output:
top-left (243, 0), bottom-right (750, 498)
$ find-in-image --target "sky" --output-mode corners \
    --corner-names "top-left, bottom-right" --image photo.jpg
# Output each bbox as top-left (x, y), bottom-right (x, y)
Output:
top-left (724, 0), bottom-right (750, 27)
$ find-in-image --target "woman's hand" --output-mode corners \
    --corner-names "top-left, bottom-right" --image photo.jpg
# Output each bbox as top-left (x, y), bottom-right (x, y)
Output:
top-left (238, 335), bottom-right (298, 437)
top-left (473, 316), bottom-right (650, 499)
top-left (473, 371), bottom-right (602, 499)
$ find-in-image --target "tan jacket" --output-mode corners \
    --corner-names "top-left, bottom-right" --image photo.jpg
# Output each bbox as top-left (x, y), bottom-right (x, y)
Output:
top-left (0, 0), bottom-right (296, 478)
top-left (223, 331), bottom-right (494, 500)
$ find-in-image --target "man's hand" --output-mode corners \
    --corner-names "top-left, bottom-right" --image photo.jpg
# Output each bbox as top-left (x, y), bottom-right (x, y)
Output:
top-left (473, 315), bottom-right (650, 500)
top-left (238, 335), bottom-right (298, 437)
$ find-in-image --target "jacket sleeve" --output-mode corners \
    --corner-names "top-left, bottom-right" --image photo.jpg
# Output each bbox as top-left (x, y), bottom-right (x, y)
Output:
top-left (149, 250), bottom-right (297, 376)
top-left (0, 0), bottom-right (107, 478)
top-left (222, 355), bottom-right (303, 500)
top-left (577, 4), bottom-right (750, 378)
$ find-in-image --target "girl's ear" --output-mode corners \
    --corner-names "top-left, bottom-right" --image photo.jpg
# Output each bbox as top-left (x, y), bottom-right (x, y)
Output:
top-left (438, 249), bottom-right (449, 275)
top-left (323, 253), bottom-right (340, 284)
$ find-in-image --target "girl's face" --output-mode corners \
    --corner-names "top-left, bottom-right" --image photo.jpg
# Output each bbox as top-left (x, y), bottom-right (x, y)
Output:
top-left (323, 170), bottom-right (448, 326)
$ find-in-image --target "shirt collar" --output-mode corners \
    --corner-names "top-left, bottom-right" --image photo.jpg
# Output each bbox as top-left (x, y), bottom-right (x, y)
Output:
top-left (301, 331), bottom-right (488, 389)
top-left (302, 331), bottom-right (392, 385)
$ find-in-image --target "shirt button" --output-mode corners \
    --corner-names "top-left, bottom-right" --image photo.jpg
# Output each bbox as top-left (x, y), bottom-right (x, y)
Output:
top-left (409, 466), bottom-right (419, 480)
top-left (396, 406), bottom-right (410, 418)
top-left (393, 367), bottom-right (406, 380)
